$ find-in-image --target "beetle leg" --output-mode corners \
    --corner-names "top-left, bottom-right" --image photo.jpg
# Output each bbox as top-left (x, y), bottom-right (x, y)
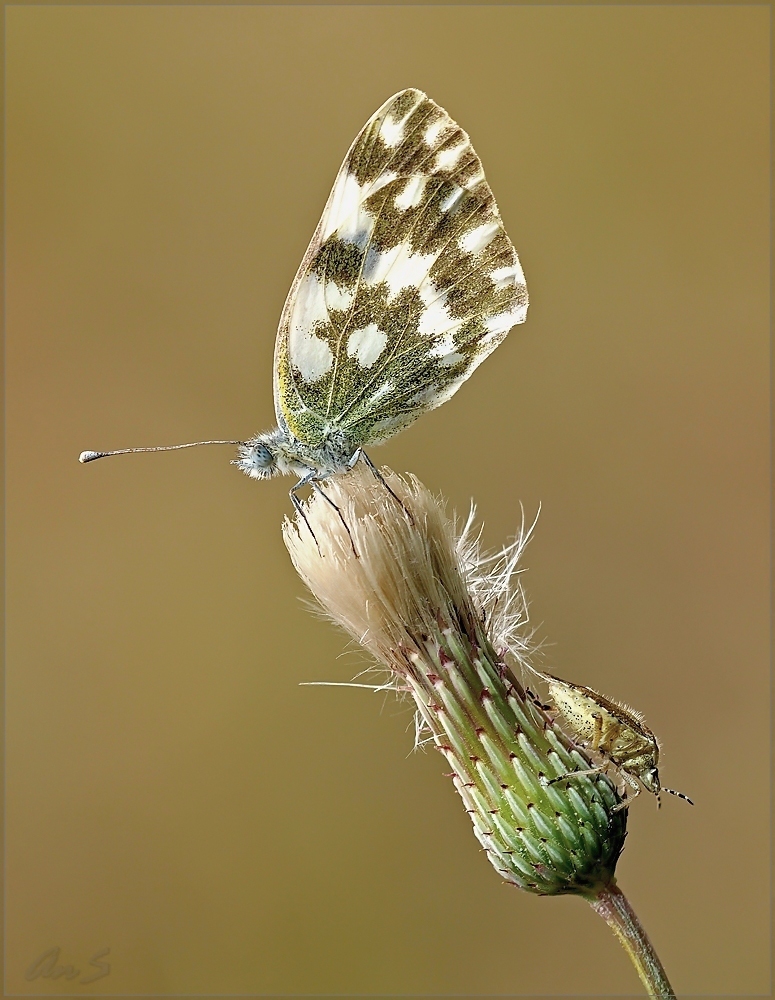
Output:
top-left (591, 712), bottom-right (604, 751)
top-left (612, 779), bottom-right (641, 813)
top-left (548, 764), bottom-right (607, 786)
top-left (527, 688), bottom-right (553, 712)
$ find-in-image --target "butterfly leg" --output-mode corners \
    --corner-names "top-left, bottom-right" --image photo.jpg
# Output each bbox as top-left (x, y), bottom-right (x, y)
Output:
top-left (309, 480), bottom-right (358, 557)
top-left (355, 449), bottom-right (414, 523)
top-left (289, 476), bottom-right (322, 556)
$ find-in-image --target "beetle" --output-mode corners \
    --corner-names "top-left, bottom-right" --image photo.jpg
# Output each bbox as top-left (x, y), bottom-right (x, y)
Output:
top-left (527, 669), bottom-right (693, 810)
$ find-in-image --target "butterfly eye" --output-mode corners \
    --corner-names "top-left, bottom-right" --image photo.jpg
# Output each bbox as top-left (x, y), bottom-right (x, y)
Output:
top-left (233, 440), bottom-right (276, 480)
top-left (253, 444), bottom-right (274, 468)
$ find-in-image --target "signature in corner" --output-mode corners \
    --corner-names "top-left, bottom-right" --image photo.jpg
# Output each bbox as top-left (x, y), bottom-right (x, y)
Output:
top-left (25, 946), bottom-right (110, 985)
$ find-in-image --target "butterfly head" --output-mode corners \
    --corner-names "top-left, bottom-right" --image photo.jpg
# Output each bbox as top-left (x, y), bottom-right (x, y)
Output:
top-left (234, 434), bottom-right (280, 480)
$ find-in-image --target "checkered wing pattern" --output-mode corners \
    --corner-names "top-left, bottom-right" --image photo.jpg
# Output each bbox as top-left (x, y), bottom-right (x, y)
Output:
top-left (274, 89), bottom-right (528, 448)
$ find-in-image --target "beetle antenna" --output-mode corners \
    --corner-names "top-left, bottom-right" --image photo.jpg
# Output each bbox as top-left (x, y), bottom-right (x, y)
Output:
top-left (663, 787), bottom-right (694, 806)
top-left (79, 440), bottom-right (242, 464)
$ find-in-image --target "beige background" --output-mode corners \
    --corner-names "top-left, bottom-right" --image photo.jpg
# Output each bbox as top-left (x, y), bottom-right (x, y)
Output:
top-left (6, 5), bottom-right (769, 996)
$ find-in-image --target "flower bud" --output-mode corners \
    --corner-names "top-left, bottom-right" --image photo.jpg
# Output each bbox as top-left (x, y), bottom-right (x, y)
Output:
top-left (283, 466), bottom-right (626, 896)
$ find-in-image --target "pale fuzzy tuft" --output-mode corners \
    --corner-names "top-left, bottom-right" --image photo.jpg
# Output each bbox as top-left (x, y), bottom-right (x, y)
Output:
top-left (456, 501), bottom-right (542, 668)
top-left (282, 465), bottom-right (538, 674)
top-left (284, 465), bottom-right (475, 665)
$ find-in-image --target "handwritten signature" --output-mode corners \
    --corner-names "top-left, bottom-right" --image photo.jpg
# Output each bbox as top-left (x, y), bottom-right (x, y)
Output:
top-left (25, 946), bottom-right (110, 985)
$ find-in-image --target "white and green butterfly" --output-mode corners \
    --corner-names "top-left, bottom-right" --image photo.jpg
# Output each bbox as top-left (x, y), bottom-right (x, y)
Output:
top-left (81, 89), bottom-right (528, 525)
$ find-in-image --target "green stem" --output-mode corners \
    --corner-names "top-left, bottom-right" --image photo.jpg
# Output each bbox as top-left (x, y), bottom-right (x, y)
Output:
top-left (587, 881), bottom-right (675, 999)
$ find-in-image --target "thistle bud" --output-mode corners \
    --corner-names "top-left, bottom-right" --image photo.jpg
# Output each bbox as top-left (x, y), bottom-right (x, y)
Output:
top-left (283, 466), bottom-right (626, 896)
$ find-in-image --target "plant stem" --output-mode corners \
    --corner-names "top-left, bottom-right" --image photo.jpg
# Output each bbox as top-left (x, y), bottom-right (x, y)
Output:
top-left (587, 881), bottom-right (675, 998)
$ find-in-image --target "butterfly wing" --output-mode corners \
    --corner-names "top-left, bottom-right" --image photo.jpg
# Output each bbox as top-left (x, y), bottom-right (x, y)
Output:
top-left (274, 88), bottom-right (528, 448)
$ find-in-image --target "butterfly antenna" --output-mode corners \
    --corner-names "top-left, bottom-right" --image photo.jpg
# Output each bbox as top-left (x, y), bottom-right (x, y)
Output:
top-left (663, 787), bottom-right (694, 806)
top-left (79, 440), bottom-right (242, 464)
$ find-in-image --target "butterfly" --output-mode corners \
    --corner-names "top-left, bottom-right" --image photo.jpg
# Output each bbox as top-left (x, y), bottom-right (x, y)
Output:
top-left (81, 89), bottom-right (528, 530)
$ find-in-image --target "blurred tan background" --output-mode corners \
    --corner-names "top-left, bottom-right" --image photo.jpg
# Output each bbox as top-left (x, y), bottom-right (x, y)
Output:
top-left (6, 6), bottom-right (769, 996)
